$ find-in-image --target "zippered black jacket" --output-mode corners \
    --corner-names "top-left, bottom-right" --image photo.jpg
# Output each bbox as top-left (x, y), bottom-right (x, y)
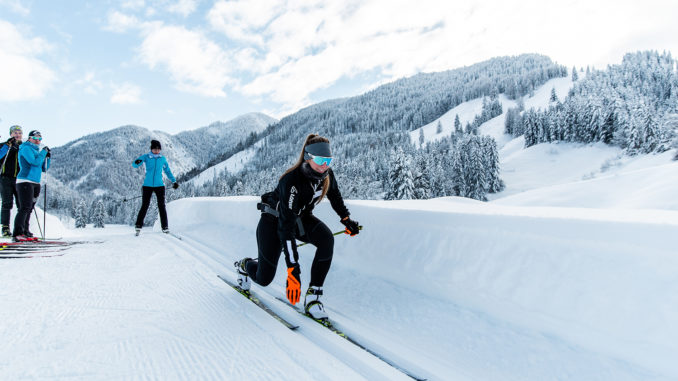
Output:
top-left (270, 164), bottom-right (349, 241)
top-left (0, 141), bottom-right (21, 178)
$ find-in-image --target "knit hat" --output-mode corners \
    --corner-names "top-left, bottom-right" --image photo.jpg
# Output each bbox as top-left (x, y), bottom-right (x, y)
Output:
top-left (150, 140), bottom-right (161, 150)
top-left (9, 125), bottom-right (22, 134)
top-left (28, 130), bottom-right (41, 138)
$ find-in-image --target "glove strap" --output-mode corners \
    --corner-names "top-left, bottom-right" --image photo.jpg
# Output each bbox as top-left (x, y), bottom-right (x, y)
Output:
top-left (283, 239), bottom-right (299, 267)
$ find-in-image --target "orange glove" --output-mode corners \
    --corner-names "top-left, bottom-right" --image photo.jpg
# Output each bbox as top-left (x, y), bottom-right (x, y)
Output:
top-left (286, 265), bottom-right (301, 304)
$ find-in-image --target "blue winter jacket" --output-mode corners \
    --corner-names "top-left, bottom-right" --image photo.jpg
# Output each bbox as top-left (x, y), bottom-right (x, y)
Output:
top-left (17, 141), bottom-right (50, 183)
top-left (133, 152), bottom-right (176, 187)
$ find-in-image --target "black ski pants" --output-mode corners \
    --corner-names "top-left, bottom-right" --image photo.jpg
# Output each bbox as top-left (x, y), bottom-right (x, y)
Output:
top-left (246, 213), bottom-right (334, 288)
top-left (13, 182), bottom-right (40, 236)
top-left (135, 186), bottom-right (168, 229)
top-left (1, 176), bottom-right (18, 228)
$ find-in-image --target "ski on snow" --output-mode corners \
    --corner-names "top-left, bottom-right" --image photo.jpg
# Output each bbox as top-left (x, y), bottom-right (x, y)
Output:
top-left (217, 274), bottom-right (425, 380)
top-left (274, 296), bottom-right (427, 381)
top-left (217, 275), bottom-right (299, 330)
top-left (0, 251), bottom-right (67, 259)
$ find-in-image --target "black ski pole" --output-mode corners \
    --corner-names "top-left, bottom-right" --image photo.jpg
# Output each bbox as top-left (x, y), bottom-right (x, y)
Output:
top-left (44, 184), bottom-right (47, 240)
top-left (123, 185), bottom-right (171, 202)
top-left (122, 195), bottom-right (143, 202)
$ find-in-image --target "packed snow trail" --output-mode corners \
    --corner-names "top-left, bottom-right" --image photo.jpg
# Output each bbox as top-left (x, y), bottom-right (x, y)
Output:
top-left (167, 196), bottom-right (678, 380)
top-left (3, 194), bottom-right (677, 380)
top-left (0, 226), bottom-right (406, 380)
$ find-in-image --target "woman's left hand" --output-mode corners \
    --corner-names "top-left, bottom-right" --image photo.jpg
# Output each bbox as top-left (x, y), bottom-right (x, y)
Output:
top-left (341, 217), bottom-right (360, 236)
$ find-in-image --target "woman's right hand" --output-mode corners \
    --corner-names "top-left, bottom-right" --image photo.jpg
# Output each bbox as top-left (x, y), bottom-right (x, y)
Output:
top-left (286, 264), bottom-right (301, 305)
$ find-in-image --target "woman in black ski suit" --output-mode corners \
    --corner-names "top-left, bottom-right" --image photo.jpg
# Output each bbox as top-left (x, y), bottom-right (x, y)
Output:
top-left (235, 134), bottom-right (360, 320)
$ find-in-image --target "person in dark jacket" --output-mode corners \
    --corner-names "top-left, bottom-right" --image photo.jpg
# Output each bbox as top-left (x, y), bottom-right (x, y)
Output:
top-left (0, 125), bottom-right (23, 237)
top-left (132, 139), bottom-right (178, 235)
top-left (235, 134), bottom-right (360, 320)
top-left (13, 130), bottom-right (50, 242)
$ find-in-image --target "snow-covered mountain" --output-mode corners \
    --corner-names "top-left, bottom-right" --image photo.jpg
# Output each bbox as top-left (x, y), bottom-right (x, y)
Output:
top-left (181, 54), bottom-right (566, 198)
top-left (175, 112), bottom-right (277, 165)
top-left (45, 112), bottom-right (275, 220)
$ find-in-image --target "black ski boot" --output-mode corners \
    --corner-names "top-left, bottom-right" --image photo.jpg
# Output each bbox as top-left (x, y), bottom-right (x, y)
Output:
top-left (1, 225), bottom-right (11, 238)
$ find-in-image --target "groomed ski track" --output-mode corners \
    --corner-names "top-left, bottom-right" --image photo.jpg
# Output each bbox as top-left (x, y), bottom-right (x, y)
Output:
top-left (165, 231), bottom-right (429, 381)
top-left (0, 228), bottom-right (407, 380)
top-left (4, 191), bottom-right (675, 380)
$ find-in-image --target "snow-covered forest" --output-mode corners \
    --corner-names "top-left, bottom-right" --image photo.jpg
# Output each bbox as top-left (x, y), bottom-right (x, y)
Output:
top-left (177, 54), bottom-right (561, 202)
top-left (41, 51), bottom-right (678, 227)
top-left (505, 51), bottom-right (678, 153)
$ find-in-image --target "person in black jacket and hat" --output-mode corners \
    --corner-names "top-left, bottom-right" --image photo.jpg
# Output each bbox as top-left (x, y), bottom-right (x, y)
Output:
top-left (234, 133), bottom-right (360, 320)
top-left (0, 125), bottom-right (24, 237)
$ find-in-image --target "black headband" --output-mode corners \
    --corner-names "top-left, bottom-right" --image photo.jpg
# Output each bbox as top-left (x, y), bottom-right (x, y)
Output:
top-left (304, 142), bottom-right (331, 159)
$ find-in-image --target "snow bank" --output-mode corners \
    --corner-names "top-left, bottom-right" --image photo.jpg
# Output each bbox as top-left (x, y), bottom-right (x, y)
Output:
top-left (168, 196), bottom-right (678, 377)
top-left (0, 207), bottom-right (69, 240)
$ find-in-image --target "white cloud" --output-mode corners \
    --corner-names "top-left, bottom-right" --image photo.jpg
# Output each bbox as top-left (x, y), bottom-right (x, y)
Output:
top-left (138, 24), bottom-right (234, 97)
top-left (0, 0), bottom-right (30, 16)
top-left (105, 0), bottom-right (678, 111)
top-left (105, 11), bottom-right (141, 33)
top-left (207, 0), bottom-right (279, 45)
top-left (168, 0), bottom-right (200, 17)
top-left (74, 71), bottom-right (104, 95)
top-left (121, 0), bottom-right (145, 10)
top-left (0, 20), bottom-right (55, 101)
top-left (205, 0), bottom-right (678, 113)
top-left (111, 82), bottom-right (142, 104)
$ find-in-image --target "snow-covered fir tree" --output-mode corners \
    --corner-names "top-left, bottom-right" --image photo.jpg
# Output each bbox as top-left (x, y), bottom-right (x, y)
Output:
top-left (93, 200), bottom-right (106, 228)
top-left (386, 147), bottom-right (415, 200)
top-left (454, 114), bottom-right (462, 135)
top-left (550, 87), bottom-right (559, 103)
top-left (75, 200), bottom-right (88, 228)
top-left (413, 152), bottom-right (432, 199)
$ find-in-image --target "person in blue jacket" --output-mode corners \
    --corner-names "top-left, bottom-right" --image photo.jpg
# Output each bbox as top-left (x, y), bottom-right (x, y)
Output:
top-left (132, 139), bottom-right (178, 235)
top-left (13, 130), bottom-right (50, 242)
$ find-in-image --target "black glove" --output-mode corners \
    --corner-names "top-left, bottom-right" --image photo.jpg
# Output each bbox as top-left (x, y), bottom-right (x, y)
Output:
top-left (172, 182), bottom-right (179, 189)
top-left (134, 159), bottom-right (142, 165)
top-left (286, 264), bottom-right (301, 305)
top-left (341, 216), bottom-right (360, 236)
top-left (46, 151), bottom-right (51, 158)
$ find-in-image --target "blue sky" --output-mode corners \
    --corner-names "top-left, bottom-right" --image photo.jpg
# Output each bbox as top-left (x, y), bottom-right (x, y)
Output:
top-left (2, 0), bottom-right (678, 147)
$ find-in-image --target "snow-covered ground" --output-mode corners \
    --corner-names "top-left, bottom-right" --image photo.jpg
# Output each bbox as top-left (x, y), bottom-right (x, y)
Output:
top-left (3, 69), bottom-right (677, 380)
top-left (2, 195), bottom-right (677, 380)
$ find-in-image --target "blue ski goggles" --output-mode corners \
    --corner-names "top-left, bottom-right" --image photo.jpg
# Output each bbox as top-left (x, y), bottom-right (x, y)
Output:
top-left (308, 153), bottom-right (332, 166)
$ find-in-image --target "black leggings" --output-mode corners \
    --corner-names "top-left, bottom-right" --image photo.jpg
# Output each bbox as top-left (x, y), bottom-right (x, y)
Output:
top-left (246, 214), bottom-right (334, 288)
top-left (1, 176), bottom-right (18, 227)
top-left (135, 186), bottom-right (168, 229)
top-left (13, 182), bottom-right (41, 236)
